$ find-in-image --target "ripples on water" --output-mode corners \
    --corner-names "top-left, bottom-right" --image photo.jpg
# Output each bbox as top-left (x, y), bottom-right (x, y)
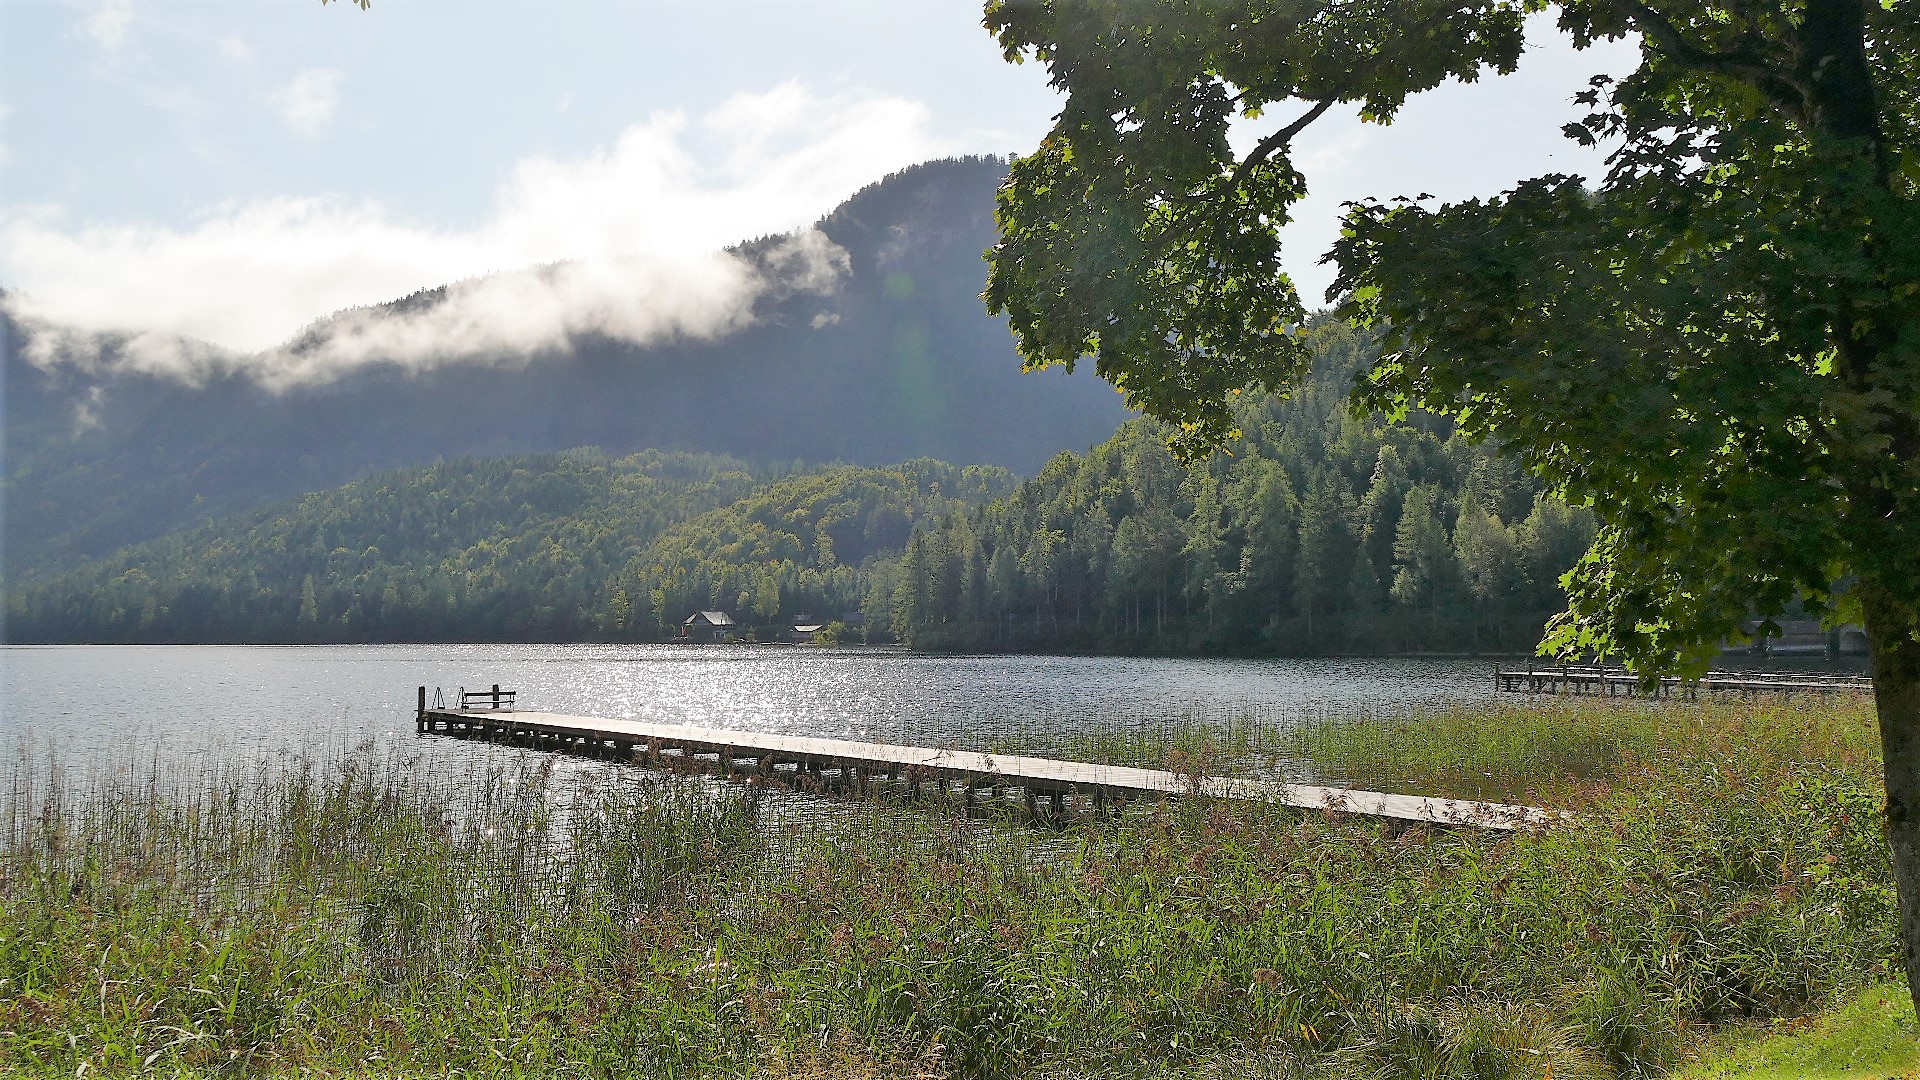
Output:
top-left (2, 644), bottom-right (1512, 761)
top-left (1, 643), bottom-right (1863, 838)
top-left (0, 644), bottom-right (1519, 818)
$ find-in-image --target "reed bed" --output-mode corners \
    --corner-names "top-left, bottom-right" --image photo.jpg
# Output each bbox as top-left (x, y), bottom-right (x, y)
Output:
top-left (0, 696), bottom-right (1898, 1078)
top-left (989, 694), bottom-right (1883, 805)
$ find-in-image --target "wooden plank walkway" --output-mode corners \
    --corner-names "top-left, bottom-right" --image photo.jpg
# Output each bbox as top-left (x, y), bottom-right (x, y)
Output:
top-left (414, 692), bottom-right (1557, 831)
top-left (1496, 666), bottom-right (1874, 698)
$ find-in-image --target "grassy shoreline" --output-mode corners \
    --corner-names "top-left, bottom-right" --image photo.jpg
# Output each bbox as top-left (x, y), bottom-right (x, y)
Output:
top-left (1676, 981), bottom-right (1919, 1079)
top-left (2, 697), bottom-right (1899, 1078)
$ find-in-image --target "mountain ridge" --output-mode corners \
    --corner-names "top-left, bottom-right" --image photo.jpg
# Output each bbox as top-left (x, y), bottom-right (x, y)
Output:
top-left (3, 157), bottom-right (1131, 583)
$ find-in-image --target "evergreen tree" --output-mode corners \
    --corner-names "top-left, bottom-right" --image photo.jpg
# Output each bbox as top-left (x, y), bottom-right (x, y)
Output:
top-left (1454, 495), bottom-right (1520, 647)
top-left (1295, 474), bottom-right (1357, 642)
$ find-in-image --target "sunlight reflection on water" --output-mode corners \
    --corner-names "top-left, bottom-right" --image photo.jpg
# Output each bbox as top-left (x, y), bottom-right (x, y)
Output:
top-left (2, 643), bottom-right (1511, 767)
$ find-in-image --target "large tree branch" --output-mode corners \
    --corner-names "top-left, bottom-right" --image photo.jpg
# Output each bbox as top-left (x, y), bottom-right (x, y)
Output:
top-left (1170, 95), bottom-right (1343, 299)
top-left (1165, 95), bottom-right (1339, 235)
top-left (1614, 0), bottom-right (1811, 119)
top-left (1616, 0), bottom-right (1772, 79)
top-left (1166, 92), bottom-right (1339, 212)
top-left (1794, 0), bottom-right (1889, 177)
top-left (1230, 95), bottom-right (1341, 191)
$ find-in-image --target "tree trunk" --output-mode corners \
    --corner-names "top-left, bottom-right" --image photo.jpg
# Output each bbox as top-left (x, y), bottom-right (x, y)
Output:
top-left (1864, 589), bottom-right (1920, 1014)
top-left (1788, 0), bottom-right (1916, 1011)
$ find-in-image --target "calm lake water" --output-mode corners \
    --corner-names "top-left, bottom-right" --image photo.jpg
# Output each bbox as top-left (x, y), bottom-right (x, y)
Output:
top-left (2, 645), bottom-right (1514, 766)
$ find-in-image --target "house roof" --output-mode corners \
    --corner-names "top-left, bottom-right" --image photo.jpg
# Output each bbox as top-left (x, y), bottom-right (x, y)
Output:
top-left (687, 610), bottom-right (735, 626)
top-left (793, 624), bottom-right (826, 633)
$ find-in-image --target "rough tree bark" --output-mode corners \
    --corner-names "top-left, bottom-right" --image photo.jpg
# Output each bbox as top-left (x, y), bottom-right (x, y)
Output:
top-left (1865, 595), bottom-right (1920, 1008)
top-left (1792, 0), bottom-right (1919, 1012)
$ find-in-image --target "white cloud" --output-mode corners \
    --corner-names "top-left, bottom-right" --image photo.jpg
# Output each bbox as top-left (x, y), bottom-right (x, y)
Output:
top-left (217, 33), bottom-right (252, 62)
top-left (270, 68), bottom-right (342, 137)
top-left (236, 229), bottom-right (850, 389)
top-left (1, 84), bottom-right (953, 386)
top-left (80, 0), bottom-right (133, 52)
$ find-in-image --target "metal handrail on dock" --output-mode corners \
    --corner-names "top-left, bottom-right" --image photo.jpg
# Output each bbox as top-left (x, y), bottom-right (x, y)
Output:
top-left (456, 684), bottom-right (516, 712)
top-left (1496, 665), bottom-right (1873, 698)
top-left (412, 687), bottom-right (1559, 832)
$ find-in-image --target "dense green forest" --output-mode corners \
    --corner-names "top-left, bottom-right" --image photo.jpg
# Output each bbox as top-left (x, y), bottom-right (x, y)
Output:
top-left (5, 453), bottom-right (1010, 643)
top-left (889, 321), bottom-right (1596, 654)
top-left (613, 462), bottom-right (1011, 638)
top-left (7, 323), bottom-right (1596, 652)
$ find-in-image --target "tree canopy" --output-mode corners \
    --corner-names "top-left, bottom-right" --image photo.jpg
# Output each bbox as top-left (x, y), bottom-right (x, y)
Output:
top-left (983, 0), bottom-right (1919, 1005)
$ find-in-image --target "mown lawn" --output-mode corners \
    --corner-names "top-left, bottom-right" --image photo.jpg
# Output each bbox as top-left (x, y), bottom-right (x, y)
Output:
top-left (1675, 981), bottom-right (1918, 1079)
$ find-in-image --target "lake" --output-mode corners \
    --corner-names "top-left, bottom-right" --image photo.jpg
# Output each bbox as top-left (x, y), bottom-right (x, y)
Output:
top-left (2, 645), bottom-right (1514, 767)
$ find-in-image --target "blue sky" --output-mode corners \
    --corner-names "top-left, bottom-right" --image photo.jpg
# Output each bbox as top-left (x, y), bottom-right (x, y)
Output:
top-left (0, 0), bottom-right (1637, 369)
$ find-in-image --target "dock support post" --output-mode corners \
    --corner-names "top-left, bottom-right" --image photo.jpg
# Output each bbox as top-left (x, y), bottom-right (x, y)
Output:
top-left (416, 686), bottom-right (426, 731)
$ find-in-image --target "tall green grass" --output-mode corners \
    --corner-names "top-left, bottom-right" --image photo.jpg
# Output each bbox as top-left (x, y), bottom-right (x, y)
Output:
top-left (0, 697), bottom-right (1898, 1078)
top-left (992, 694), bottom-right (1883, 804)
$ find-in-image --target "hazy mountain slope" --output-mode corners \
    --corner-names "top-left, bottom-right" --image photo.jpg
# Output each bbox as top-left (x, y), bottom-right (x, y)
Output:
top-left (3, 453), bottom-right (1011, 644)
top-left (3, 321), bottom-right (1602, 654)
top-left (3, 157), bottom-right (1131, 582)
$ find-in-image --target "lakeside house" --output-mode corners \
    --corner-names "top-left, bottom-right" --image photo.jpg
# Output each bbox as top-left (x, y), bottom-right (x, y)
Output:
top-left (681, 610), bottom-right (737, 643)
top-left (790, 622), bottom-right (827, 644)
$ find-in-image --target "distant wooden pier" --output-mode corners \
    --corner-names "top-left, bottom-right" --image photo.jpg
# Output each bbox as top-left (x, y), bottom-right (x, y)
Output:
top-left (415, 687), bottom-right (1556, 831)
top-left (1496, 665), bottom-right (1874, 698)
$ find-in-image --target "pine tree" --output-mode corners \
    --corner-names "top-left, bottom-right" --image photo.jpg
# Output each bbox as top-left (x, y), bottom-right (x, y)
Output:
top-left (1294, 475), bottom-right (1357, 642)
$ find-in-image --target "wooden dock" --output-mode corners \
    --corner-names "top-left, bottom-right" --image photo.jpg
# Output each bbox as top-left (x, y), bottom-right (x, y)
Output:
top-left (414, 688), bottom-right (1556, 831)
top-left (1496, 665), bottom-right (1874, 698)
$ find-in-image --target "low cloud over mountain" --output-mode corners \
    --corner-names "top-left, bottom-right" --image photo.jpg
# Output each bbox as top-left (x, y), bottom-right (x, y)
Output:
top-left (1, 83), bottom-right (948, 382)
top-left (4, 158), bottom-right (1134, 582)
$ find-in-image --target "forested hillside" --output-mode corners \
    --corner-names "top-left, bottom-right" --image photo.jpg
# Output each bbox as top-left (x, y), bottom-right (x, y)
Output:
top-left (3, 157), bottom-right (1129, 582)
top-left (7, 322), bottom-right (1596, 653)
top-left (4, 454), bottom-right (1010, 643)
top-left (889, 321), bottom-right (1597, 654)
top-left (612, 462), bottom-right (1012, 639)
